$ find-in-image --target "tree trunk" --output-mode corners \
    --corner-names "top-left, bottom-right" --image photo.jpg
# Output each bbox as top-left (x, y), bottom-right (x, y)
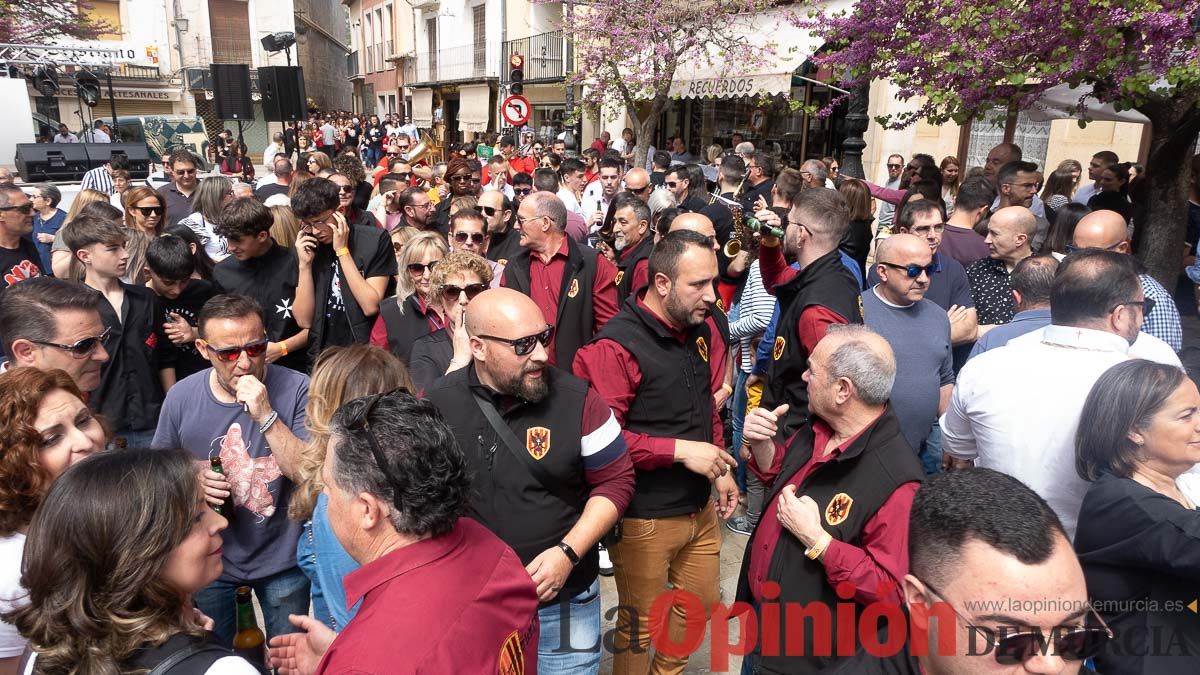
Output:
top-left (1135, 98), bottom-right (1200, 288)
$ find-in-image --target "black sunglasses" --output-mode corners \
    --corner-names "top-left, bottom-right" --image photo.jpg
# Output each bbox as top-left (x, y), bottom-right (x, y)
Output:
top-left (475, 204), bottom-right (499, 217)
top-left (664, 181), bottom-right (680, 188)
top-left (394, 172), bottom-right (412, 180)
top-left (386, 152), bottom-right (402, 157)
top-left (513, 187), bottom-right (532, 196)
top-left (449, 174), bottom-right (473, 183)
top-left (0, 203), bottom-right (33, 215)
top-left (135, 206), bottom-right (165, 217)
top-left (477, 325), bottom-right (553, 356)
top-left (441, 283), bottom-right (488, 302)
top-left (453, 231), bottom-right (486, 245)
top-left (921, 579), bottom-right (1111, 666)
top-left (407, 261), bottom-right (439, 275)
top-left (204, 337), bottom-right (269, 362)
top-left (353, 388), bottom-right (411, 511)
top-left (628, 185), bottom-right (651, 194)
top-left (30, 326), bottom-right (111, 356)
top-left (879, 261), bottom-right (937, 278)
top-left (1111, 297), bottom-right (1155, 315)
top-left (1065, 240), bottom-right (1124, 254)
top-left (336, 185), bottom-right (355, 194)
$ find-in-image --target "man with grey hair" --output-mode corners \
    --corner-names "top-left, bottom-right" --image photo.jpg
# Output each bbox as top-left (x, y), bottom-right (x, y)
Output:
top-left (736, 323), bottom-right (924, 674)
top-left (503, 190), bottom-right (618, 367)
top-left (266, 391), bottom-right (540, 673)
top-left (755, 187), bottom-right (863, 439)
top-left (799, 158), bottom-right (829, 190)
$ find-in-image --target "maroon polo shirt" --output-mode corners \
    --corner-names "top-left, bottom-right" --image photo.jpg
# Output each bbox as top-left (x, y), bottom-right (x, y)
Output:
top-left (316, 518), bottom-right (539, 674)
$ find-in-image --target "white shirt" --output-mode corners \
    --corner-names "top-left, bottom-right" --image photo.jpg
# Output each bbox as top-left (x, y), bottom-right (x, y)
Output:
top-left (557, 187), bottom-right (584, 217)
top-left (397, 123), bottom-right (418, 142)
top-left (52, 132), bottom-right (77, 143)
top-left (23, 653), bottom-right (260, 675)
top-left (82, 128), bottom-right (111, 143)
top-left (320, 123), bottom-right (336, 146)
top-left (1008, 326), bottom-right (1182, 366)
top-left (940, 325), bottom-right (1178, 540)
top-left (263, 142), bottom-right (283, 169)
top-left (0, 533), bottom-right (28, 658)
top-left (611, 137), bottom-right (628, 156)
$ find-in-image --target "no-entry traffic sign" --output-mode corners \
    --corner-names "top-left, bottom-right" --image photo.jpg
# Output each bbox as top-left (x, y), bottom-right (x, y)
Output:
top-left (502, 94), bottom-right (531, 126)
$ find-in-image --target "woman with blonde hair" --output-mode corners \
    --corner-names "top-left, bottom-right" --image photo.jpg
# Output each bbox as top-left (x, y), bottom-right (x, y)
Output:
top-left (368, 231), bottom-right (449, 364)
top-left (291, 344), bottom-right (410, 630)
top-left (269, 205), bottom-right (302, 250)
top-left (388, 225), bottom-right (421, 267)
top-left (123, 186), bottom-right (166, 236)
top-left (408, 251), bottom-right (493, 390)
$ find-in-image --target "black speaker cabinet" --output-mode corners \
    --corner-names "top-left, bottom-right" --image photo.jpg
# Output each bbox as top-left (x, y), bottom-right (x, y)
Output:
top-left (211, 64), bottom-right (254, 121)
top-left (259, 66), bottom-right (306, 122)
top-left (15, 143), bottom-right (90, 182)
top-left (84, 143), bottom-right (151, 179)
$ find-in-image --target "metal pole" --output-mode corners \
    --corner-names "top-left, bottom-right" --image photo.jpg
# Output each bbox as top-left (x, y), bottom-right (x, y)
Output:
top-left (840, 80), bottom-right (870, 180)
top-left (106, 69), bottom-right (119, 141)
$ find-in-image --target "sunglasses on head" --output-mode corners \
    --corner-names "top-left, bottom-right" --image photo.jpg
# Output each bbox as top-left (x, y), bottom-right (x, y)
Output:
top-left (477, 325), bottom-right (553, 357)
top-left (30, 326), bottom-right (111, 357)
top-left (879, 261), bottom-right (937, 278)
top-left (441, 282), bottom-right (488, 302)
top-left (475, 204), bottom-right (499, 217)
top-left (407, 261), bottom-right (439, 275)
top-left (204, 337), bottom-right (269, 362)
top-left (135, 206), bottom-right (165, 217)
top-left (454, 231), bottom-right (486, 245)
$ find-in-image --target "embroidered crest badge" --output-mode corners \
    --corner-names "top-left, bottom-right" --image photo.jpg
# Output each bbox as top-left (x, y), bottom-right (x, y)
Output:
top-left (526, 427), bottom-right (551, 460)
top-left (614, 270), bottom-right (625, 287)
top-left (772, 336), bottom-right (786, 361)
top-left (825, 492), bottom-right (854, 526)
top-left (696, 336), bottom-right (709, 362)
top-left (567, 278), bottom-right (580, 298)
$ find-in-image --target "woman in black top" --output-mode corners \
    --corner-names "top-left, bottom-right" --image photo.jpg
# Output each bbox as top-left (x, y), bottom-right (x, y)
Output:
top-left (408, 251), bottom-right (492, 390)
top-left (838, 178), bottom-right (874, 281)
top-left (1074, 359), bottom-right (1200, 674)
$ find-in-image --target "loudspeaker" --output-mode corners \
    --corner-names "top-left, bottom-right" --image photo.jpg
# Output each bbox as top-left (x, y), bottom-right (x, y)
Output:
top-left (84, 143), bottom-right (151, 179)
top-left (15, 143), bottom-right (90, 182)
top-left (258, 66), bottom-right (306, 122)
top-left (211, 64), bottom-right (254, 121)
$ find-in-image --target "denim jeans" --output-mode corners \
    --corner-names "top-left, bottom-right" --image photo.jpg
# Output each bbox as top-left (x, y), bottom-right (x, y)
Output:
top-left (193, 566), bottom-right (311, 646)
top-left (729, 370), bottom-right (750, 492)
top-left (537, 579), bottom-right (601, 674)
top-left (116, 428), bottom-right (157, 449)
top-left (920, 424), bottom-right (944, 475)
top-left (296, 493), bottom-right (361, 631)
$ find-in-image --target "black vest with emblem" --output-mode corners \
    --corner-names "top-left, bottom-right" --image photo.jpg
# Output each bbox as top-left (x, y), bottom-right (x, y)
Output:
top-left (765, 249), bottom-right (863, 439)
top-left (589, 293), bottom-right (713, 518)
top-left (424, 364), bottom-right (598, 600)
top-left (615, 236), bottom-right (653, 302)
top-left (378, 293), bottom-right (436, 365)
top-left (735, 409), bottom-right (924, 674)
top-left (488, 226), bottom-right (522, 265)
top-left (503, 236), bottom-right (600, 368)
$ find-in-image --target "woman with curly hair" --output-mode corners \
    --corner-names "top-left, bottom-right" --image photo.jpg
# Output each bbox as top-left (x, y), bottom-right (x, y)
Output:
top-left (7, 447), bottom-right (262, 673)
top-left (290, 345), bottom-right (410, 630)
top-left (408, 251), bottom-right (493, 390)
top-left (0, 368), bottom-right (107, 670)
top-left (332, 154), bottom-right (372, 213)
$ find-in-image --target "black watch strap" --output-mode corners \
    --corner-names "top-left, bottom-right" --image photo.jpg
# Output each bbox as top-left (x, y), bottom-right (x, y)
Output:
top-left (557, 541), bottom-right (580, 566)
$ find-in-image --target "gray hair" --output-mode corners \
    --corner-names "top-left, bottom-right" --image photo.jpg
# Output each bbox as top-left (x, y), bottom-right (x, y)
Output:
top-left (824, 324), bottom-right (895, 405)
top-left (647, 188), bottom-right (675, 218)
top-left (735, 142), bottom-right (755, 155)
top-left (35, 183), bottom-right (62, 208)
top-left (802, 159), bottom-right (829, 185)
top-left (528, 191), bottom-right (566, 232)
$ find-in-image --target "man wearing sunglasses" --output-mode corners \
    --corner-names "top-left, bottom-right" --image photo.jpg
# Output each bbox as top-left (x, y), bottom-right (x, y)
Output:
top-left (738, 325), bottom-right (923, 673)
top-left (863, 235), bottom-right (955, 472)
top-left (425, 288), bottom-right (634, 673)
top-left (0, 184), bottom-right (42, 289)
top-left (574, 230), bottom-right (739, 675)
top-left (448, 210), bottom-right (504, 287)
top-left (477, 191), bottom-right (520, 267)
top-left (1070, 209), bottom-right (1182, 351)
top-left (157, 149), bottom-right (200, 227)
top-left (292, 178), bottom-right (397, 364)
top-left (153, 293), bottom-right (312, 646)
top-left (827, 469), bottom-right (1105, 674)
top-left (504, 192), bottom-right (618, 368)
top-left (0, 277), bottom-right (109, 394)
top-left (874, 153), bottom-right (905, 229)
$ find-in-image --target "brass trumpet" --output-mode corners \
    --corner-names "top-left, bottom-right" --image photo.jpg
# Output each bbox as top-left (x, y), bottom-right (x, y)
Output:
top-left (723, 216), bottom-right (786, 257)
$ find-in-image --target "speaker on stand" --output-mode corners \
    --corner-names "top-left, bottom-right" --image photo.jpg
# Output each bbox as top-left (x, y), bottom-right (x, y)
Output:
top-left (258, 66), bottom-right (306, 123)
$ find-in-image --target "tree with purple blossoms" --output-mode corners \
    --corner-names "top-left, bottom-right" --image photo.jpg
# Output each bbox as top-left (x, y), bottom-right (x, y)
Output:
top-left (549, 0), bottom-right (779, 168)
top-left (0, 1), bottom-right (112, 44)
top-left (806, 0), bottom-right (1200, 285)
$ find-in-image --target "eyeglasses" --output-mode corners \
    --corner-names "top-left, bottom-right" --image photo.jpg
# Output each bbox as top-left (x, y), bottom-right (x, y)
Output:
top-left (407, 261), bottom-right (439, 275)
top-left (449, 174), bottom-right (472, 183)
top-left (910, 223), bottom-right (946, 236)
top-left (454, 231), bottom-right (486, 245)
top-left (475, 205), bottom-right (499, 217)
top-left (30, 326), bottom-right (111, 357)
top-left (336, 185), bottom-right (355, 195)
top-left (440, 282), bottom-right (488, 302)
top-left (0, 203), bottom-right (33, 214)
top-left (203, 337), bottom-right (269, 362)
top-left (919, 578), bottom-right (1111, 666)
top-left (1110, 297), bottom-right (1155, 315)
top-left (879, 261), bottom-right (938, 278)
top-left (516, 214), bottom-right (545, 228)
top-left (887, 164), bottom-right (903, 170)
top-left (386, 152), bottom-right (402, 157)
top-left (135, 206), bottom-right (165, 217)
top-left (477, 325), bottom-right (553, 357)
top-left (1065, 240), bottom-right (1124, 254)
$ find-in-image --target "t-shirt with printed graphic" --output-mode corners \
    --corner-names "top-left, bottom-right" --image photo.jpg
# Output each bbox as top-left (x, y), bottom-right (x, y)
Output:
top-left (323, 259), bottom-right (355, 347)
top-left (152, 365), bottom-right (309, 582)
top-left (0, 239), bottom-right (42, 289)
top-left (157, 279), bottom-right (217, 380)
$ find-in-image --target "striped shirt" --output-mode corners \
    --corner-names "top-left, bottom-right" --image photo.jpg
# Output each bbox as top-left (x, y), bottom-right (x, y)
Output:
top-left (729, 260), bottom-right (776, 373)
top-left (80, 166), bottom-right (114, 195)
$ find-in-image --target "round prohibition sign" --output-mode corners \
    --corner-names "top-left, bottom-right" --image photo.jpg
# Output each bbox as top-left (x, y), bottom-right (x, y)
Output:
top-left (502, 95), bottom-right (532, 126)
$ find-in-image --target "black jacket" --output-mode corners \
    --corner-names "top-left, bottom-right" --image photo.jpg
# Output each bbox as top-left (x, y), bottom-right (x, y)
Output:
top-left (93, 283), bottom-right (173, 432)
top-left (503, 236), bottom-right (602, 368)
top-left (409, 327), bottom-right (453, 392)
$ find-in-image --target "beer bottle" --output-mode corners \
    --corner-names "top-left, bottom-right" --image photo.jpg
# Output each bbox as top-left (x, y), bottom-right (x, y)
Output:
top-left (233, 586), bottom-right (266, 666)
top-left (209, 456), bottom-right (236, 523)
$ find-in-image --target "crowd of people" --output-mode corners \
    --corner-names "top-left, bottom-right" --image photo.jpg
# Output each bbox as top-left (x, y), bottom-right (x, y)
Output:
top-left (0, 115), bottom-right (1197, 675)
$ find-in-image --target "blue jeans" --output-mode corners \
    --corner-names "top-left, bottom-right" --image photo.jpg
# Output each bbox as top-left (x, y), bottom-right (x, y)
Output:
top-left (920, 424), bottom-right (944, 475)
top-left (116, 428), bottom-right (157, 449)
top-left (365, 145), bottom-right (383, 167)
top-left (193, 566), bottom-right (311, 646)
top-left (537, 579), bottom-right (601, 674)
top-left (729, 370), bottom-right (750, 492)
top-left (296, 493), bottom-right (361, 631)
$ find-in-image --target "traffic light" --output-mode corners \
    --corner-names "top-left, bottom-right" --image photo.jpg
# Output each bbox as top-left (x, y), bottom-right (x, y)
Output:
top-left (509, 53), bottom-right (524, 96)
top-left (30, 65), bottom-right (59, 98)
top-left (73, 70), bottom-right (102, 107)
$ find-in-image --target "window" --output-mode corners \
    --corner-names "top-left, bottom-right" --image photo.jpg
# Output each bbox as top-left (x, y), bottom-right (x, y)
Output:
top-left (209, 0), bottom-right (252, 64)
top-left (472, 6), bottom-right (486, 75)
top-left (364, 13), bottom-right (374, 72)
top-left (426, 17), bottom-right (438, 80)
top-left (84, 0), bottom-right (122, 40)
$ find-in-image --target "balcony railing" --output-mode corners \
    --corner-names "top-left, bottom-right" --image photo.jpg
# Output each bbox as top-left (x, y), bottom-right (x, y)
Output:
top-left (111, 64), bottom-right (164, 81)
top-left (414, 41), bottom-right (500, 84)
top-left (503, 31), bottom-right (567, 82)
top-left (347, 50), bottom-right (360, 78)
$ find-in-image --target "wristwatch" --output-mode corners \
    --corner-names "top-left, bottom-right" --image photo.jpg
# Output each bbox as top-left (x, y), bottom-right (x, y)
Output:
top-left (557, 541), bottom-right (580, 567)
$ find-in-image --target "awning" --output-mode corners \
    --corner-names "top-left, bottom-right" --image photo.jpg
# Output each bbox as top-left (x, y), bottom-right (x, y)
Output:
top-left (412, 88), bottom-right (434, 128)
top-left (1024, 84), bottom-right (1149, 124)
top-left (668, 2), bottom-right (853, 100)
top-left (459, 84), bottom-right (491, 132)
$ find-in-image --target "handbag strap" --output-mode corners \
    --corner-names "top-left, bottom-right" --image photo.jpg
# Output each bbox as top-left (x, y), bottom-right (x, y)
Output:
top-left (472, 391), bottom-right (585, 513)
top-left (146, 643), bottom-right (234, 675)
